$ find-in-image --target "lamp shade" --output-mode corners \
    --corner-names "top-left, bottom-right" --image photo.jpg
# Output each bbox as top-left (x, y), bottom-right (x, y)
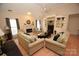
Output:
top-left (0, 28), bottom-right (4, 36)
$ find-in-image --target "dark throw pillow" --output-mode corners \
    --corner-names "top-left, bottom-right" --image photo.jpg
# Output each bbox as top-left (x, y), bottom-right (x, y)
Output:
top-left (53, 34), bottom-right (60, 41)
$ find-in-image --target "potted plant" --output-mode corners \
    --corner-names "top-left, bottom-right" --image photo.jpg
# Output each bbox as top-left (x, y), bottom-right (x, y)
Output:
top-left (0, 28), bottom-right (4, 55)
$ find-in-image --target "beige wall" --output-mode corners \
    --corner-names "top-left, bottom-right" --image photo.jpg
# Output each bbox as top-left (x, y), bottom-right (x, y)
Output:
top-left (19, 15), bottom-right (35, 32)
top-left (68, 14), bottom-right (79, 35)
top-left (0, 13), bottom-right (20, 31)
top-left (0, 13), bottom-right (35, 31)
top-left (0, 4), bottom-right (79, 32)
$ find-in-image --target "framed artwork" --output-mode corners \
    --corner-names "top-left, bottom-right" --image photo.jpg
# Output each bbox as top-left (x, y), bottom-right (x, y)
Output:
top-left (26, 20), bottom-right (31, 24)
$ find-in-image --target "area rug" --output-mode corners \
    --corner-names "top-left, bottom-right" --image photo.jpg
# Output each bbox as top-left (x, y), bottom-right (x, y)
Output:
top-left (2, 40), bottom-right (22, 56)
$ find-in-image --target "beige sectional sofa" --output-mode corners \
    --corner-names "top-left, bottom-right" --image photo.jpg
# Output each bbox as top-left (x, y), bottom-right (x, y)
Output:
top-left (45, 39), bottom-right (66, 55)
top-left (17, 31), bottom-right (69, 56)
top-left (45, 32), bottom-right (69, 56)
top-left (18, 32), bottom-right (44, 55)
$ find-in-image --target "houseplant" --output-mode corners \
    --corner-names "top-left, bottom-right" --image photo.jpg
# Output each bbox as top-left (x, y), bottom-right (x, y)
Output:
top-left (0, 28), bottom-right (4, 55)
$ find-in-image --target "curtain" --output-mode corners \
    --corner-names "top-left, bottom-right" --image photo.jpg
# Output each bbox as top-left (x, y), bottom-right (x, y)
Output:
top-left (5, 18), bottom-right (12, 40)
top-left (16, 18), bottom-right (20, 30)
top-left (5, 18), bottom-right (11, 28)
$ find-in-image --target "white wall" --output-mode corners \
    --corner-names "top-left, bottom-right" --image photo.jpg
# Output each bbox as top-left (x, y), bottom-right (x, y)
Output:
top-left (54, 16), bottom-right (69, 33)
top-left (0, 13), bottom-right (20, 31)
top-left (68, 14), bottom-right (79, 35)
top-left (42, 15), bottom-right (69, 33)
top-left (42, 15), bottom-right (55, 32)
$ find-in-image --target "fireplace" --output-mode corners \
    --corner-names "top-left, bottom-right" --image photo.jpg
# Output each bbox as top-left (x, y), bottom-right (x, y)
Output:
top-left (26, 29), bottom-right (32, 33)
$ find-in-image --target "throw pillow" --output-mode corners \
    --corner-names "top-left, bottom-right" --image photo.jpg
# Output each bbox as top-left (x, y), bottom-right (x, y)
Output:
top-left (29, 36), bottom-right (37, 42)
top-left (57, 33), bottom-right (65, 44)
top-left (25, 35), bottom-right (33, 43)
top-left (25, 35), bottom-right (37, 43)
top-left (53, 34), bottom-right (60, 41)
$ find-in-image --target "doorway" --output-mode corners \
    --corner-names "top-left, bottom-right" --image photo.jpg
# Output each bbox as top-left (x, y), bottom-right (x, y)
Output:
top-left (68, 14), bottom-right (79, 35)
top-left (47, 20), bottom-right (54, 34)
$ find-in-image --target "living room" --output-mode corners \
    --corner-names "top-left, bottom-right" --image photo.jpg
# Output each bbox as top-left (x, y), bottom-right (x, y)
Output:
top-left (0, 3), bottom-right (79, 56)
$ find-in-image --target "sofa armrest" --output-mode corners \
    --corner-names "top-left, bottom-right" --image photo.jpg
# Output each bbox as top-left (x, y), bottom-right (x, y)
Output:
top-left (28, 39), bottom-right (44, 55)
top-left (45, 39), bottom-right (66, 55)
top-left (29, 39), bottom-right (44, 48)
top-left (45, 39), bottom-right (66, 48)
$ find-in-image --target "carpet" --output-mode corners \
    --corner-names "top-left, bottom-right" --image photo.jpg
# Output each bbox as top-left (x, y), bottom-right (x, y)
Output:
top-left (1, 40), bottom-right (22, 56)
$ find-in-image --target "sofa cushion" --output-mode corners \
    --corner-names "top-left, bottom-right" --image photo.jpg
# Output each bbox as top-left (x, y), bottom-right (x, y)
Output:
top-left (18, 31), bottom-right (37, 43)
top-left (45, 39), bottom-right (66, 48)
top-left (24, 34), bottom-right (37, 43)
top-left (18, 32), bottom-right (31, 43)
top-left (57, 33), bottom-right (65, 44)
top-left (29, 35), bottom-right (37, 42)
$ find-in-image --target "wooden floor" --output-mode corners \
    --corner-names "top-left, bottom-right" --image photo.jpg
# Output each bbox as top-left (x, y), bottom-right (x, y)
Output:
top-left (65, 35), bottom-right (79, 56)
top-left (14, 35), bottom-right (79, 56)
top-left (33, 47), bottom-right (58, 56)
top-left (14, 39), bottom-right (28, 56)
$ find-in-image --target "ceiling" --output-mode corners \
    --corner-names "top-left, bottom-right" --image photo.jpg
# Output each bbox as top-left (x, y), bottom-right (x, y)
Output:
top-left (0, 3), bottom-right (53, 14)
top-left (0, 3), bottom-right (79, 18)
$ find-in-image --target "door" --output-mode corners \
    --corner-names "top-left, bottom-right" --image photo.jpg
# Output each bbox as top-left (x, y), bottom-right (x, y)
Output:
top-left (68, 14), bottom-right (79, 35)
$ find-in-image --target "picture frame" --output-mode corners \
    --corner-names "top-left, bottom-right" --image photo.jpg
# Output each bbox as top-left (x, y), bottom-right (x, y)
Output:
top-left (26, 20), bottom-right (31, 24)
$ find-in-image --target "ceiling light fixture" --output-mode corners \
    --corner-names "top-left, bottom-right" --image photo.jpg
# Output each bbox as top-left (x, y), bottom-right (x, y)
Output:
top-left (43, 8), bottom-right (46, 11)
top-left (27, 12), bottom-right (31, 15)
top-left (8, 9), bottom-right (13, 12)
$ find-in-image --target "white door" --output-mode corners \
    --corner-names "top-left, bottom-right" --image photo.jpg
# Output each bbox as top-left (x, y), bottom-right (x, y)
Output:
top-left (10, 19), bottom-right (18, 36)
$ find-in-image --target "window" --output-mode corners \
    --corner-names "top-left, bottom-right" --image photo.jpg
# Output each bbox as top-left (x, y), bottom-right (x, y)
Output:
top-left (36, 19), bottom-right (41, 31)
top-left (10, 19), bottom-right (18, 35)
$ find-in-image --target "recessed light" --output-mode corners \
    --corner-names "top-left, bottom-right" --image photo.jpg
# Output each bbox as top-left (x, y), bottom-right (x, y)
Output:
top-left (27, 12), bottom-right (31, 15)
top-left (43, 8), bottom-right (46, 11)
